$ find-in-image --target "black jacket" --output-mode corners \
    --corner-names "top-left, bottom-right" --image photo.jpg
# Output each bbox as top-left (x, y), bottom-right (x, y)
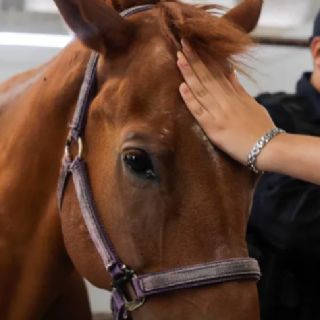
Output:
top-left (248, 73), bottom-right (320, 320)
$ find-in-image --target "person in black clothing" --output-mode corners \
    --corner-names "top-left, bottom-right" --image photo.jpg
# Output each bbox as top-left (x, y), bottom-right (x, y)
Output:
top-left (176, 10), bottom-right (320, 320)
top-left (247, 11), bottom-right (320, 320)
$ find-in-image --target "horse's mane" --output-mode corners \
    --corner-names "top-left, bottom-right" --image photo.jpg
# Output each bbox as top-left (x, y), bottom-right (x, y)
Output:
top-left (156, 1), bottom-right (252, 66)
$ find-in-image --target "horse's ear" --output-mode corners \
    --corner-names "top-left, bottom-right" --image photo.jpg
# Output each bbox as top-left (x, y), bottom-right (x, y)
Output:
top-left (53, 0), bottom-right (132, 53)
top-left (223, 0), bottom-right (263, 33)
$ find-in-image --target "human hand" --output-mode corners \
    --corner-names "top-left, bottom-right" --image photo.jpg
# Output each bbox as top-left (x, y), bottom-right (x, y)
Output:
top-left (177, 40), bottom-right (276, 168)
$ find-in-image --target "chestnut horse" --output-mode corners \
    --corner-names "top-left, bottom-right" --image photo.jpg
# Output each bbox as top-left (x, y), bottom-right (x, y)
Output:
top-left (0, 0), bottom-right (263, 319)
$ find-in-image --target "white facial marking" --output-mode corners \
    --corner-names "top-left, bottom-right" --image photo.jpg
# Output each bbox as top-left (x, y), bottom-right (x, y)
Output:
top-left (192, 124), bottom-right (217, 160)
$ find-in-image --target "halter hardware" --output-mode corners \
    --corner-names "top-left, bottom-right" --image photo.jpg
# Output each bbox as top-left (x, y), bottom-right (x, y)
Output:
top-left (64, 136), bottom-right (84, 160)
top-left (112, 265), bottom-right (135, 290)
top-left (112, 265), bottom-right (146, 312)
top-left (125, 296), bottom-right (146, 313)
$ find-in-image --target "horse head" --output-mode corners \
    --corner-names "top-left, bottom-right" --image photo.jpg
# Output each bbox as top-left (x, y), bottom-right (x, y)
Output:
top-left (54, 0), bottom-right (263, 319)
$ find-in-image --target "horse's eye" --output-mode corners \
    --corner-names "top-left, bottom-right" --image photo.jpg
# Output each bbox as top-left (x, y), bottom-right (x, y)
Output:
top-left (122, 149), bottom-right (156, 180)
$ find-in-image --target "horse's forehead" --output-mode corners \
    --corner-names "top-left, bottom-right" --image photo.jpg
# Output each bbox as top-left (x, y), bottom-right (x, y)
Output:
top-left (98, 38), bottom-right (180, 116)
top-left (147, 40), bottom-right (173, 63)
top-left (96, 27), bottom-right (191, 144)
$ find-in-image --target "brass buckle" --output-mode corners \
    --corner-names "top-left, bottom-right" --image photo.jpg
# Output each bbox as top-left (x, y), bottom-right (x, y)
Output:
top-left (64, 137), bottom-right (83, 160)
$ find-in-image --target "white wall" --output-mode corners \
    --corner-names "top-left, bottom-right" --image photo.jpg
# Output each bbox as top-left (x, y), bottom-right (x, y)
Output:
top-left (0, 44), bottom-right (313, 94)
top-left (241, 46), bottom-right (312, 95)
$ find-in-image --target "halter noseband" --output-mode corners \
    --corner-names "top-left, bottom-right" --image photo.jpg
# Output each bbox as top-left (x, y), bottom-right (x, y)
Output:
top-left (57, 5), bottom-right (261, 320)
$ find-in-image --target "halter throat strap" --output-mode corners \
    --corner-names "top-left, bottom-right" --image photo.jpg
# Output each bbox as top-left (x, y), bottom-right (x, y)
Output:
top-left (57, 5), bottom-right (261, 320)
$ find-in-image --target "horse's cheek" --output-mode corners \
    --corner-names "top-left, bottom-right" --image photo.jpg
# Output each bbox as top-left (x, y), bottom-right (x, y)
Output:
top-left (59, 191), bottom-right (112, 289)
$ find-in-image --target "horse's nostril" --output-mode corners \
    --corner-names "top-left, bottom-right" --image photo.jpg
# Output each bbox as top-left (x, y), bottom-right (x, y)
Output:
top-left (122, 149), bottom-right (156, 180)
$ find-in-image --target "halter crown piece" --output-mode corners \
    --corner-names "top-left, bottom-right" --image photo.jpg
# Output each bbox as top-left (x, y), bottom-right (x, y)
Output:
top-left (57, 5), bottom-right (261, 320)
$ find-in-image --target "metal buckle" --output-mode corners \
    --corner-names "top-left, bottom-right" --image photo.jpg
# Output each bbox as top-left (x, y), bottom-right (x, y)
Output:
top-left (64, 137), bottom-right (83, 160)
top-left (112, 265), bottom-right (146, 313)
top-left (125, 296), bottom-right (146, 312)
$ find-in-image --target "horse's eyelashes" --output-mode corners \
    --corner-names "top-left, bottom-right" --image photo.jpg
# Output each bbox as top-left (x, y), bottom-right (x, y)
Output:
top-left (122, 149), bottom-right (157, 181)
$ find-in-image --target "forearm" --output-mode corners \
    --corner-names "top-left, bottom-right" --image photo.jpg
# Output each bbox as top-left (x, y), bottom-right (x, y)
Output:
top-left (257, 133), bottom-right (320, 184)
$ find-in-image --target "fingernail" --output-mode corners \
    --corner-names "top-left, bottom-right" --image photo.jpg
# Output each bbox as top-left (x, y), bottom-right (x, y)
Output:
top-left (227, 62), bottom-right (233, 74)
top-left (181, 39), bottom-right (191, 54)
top-left (177, 52), bottom-right (188, 67)
top-left (180, 83), bottom-right (189, 95)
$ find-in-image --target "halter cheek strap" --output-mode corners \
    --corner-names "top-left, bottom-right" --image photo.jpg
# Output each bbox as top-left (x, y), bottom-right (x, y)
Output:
top-left (57, 5), bottom-right (261, 320)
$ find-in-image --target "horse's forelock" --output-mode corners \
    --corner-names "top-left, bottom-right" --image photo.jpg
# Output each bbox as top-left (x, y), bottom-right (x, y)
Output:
top-left (105, 0), bottom-right (252, 67)
top-left (157, 1), bottom-right (253, 68)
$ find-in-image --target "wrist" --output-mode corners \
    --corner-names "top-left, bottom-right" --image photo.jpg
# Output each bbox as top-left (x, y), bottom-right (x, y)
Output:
top-left (247, 128), bottom-right (286, 173)
top-left (255, 132), bottom-right (290, 172)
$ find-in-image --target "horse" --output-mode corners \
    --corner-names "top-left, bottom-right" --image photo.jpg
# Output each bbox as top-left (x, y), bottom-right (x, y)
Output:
top-left (0, 0), bottom-right (263, 319)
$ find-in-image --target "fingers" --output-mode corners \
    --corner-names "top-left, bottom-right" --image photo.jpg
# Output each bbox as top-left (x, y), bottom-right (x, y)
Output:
top-left (177, 51), bottom-right (210, 106)
top-left (177, 47), bottom-right (225, 123)
top-left (179, 83), bottom-right (216, 138)
top-left (228, 71), bottom-right (247, 96)
top-left (179, 83), bottom-right (205, 117)
top-left (181, 40), bottom-right (235, 96)
top-left (181, 40), bottom-right (216, 90)
top-left (177, 39), bottom-right (247, 126)
top-left (178, 40), bottom-right (237, 103)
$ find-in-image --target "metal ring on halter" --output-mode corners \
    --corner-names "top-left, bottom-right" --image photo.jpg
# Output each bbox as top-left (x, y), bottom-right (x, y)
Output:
top-left (64, 137), bottom-right (84, 160)
top-left (111, 265), bottom-right (146, 312)
top-left (125, 296), bottom-right (146, 312)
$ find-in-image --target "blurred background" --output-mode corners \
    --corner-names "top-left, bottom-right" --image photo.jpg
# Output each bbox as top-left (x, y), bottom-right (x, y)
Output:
top-left (0, 0), bottom-right (318, 315)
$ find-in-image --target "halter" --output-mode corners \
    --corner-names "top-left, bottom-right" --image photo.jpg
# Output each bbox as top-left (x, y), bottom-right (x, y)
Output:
top-left (57, 5), bottom-right (261, 320)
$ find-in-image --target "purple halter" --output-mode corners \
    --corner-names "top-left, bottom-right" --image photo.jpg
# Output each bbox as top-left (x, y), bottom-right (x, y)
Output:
top-left (57, 4), bottom-right (261, 320)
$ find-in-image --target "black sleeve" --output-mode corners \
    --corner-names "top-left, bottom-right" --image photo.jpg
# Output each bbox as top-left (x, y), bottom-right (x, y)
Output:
top-left (249, 173), bottom-right (320, 259)
top-left (256, 93), bottom-right (296, 132)
top-left (249, 92), bottom-right (320, 260)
